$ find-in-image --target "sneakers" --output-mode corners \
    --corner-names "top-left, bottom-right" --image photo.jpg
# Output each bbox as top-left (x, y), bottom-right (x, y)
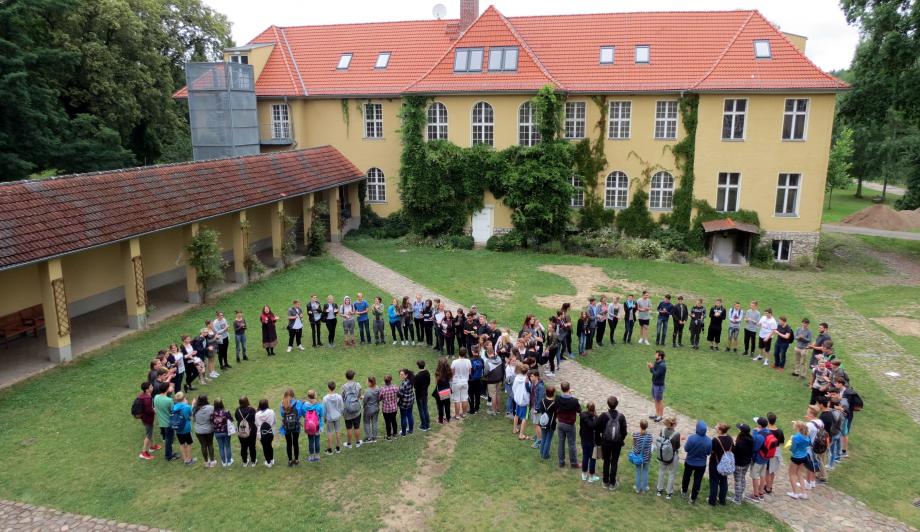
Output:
top-left (335, 447), bottom-right (341, 454)
top-left (589, 476), bottom-right (600, 483)
top-left (325, 448), bottom-right (333, 455)
top-left (298, 345), bottom-right (305, 351)
top-left (753, 355), bottom-right (763, 361)
top-left (209, 371), bottom-right (219, 378)
top-left (343, 442), bottom-right (352, 449)
top-left (286, 346), bottom-right (293, 353)
top-left (393, 341), bottom-right (398, 345)
top-left (149, 444), bottom-right (162, 452)
top-left (763, 360), bottom-right (770, 366)
top-left (582, 473), bottom-right (588, 481)
top-left (356, 440), bottom-right (363, 447)
top-left (139, 451), bottom-right (154, 460)
top-left (666, 493), bottom-right (673, 500)
top-left (786, 492), bottom-right (800, 499)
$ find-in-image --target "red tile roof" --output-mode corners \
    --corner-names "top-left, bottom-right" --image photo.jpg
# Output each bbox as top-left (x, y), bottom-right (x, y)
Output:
top-left (702, 218), bottom-right (761, 234)
top-left (0, 147), bottom-right (364, 270)
top-left (188, 8), bottom-right (846, 98)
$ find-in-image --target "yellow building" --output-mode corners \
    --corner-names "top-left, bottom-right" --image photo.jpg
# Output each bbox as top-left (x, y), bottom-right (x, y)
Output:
top-left (206, 1), bottom-right (846, 262)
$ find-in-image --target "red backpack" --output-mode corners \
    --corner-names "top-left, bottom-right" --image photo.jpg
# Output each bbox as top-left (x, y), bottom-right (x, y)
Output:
top-left (758, 432), bottom-right (778, 460)
top-left (304, 409), bottom-right (320, 435)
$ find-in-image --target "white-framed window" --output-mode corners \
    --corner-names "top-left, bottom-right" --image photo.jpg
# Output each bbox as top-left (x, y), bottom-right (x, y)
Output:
top-left (650, 171), bottom-right (674, 210)
top-left (775, 173), bottom-right (801, 216)
top-left (654, 101), bottom-right (678, 140)
top-left (635, 45), bottom-right (650, 64)
top-left (366, 167), bottom-right (386, 203)
top-left (229, 54), bottom-right (248, 64)
top-left (518, 101), bottom-right (541, 147)
top-left (271, 104), bottom-right (290, 139)
top-left (754, 40), bottom-right (772, 59)
top-left (772, 239), bottom-right (792, 262)
top-left (364, 103), bottom-right (383, 139)
top-left (608, 101), bottom-right (631, 139)
top-left (564, 101), bottom-right (586, 139)
top-left (426, 102), bottom-right (448, 141)
top-left (375, 52), bottom-right (391, 69)
top-left (716, 172), bottom-right (741, 212)
top-left (599, 46), bottom-right (615, 64)
top-left (722, 99), bottom-right (747, 140)
top-left (488, 47), bottom-right (518, 71)
top-left (454, 48), bottom-right (484, 72)
top-left (605, 171), bottom-right (629, 209)
top-left (570, 176), bottom-right (584, 208)
top-left (471, 101), bottom-right (494, 146)
top-left (337, 53), bottom-right (352, 70)
top-left (783, 99), bottom-right (809, 140)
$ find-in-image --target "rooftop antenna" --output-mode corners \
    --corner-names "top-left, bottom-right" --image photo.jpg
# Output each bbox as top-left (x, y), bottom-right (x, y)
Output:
top-left (432, 3), bottom-right (447, 19)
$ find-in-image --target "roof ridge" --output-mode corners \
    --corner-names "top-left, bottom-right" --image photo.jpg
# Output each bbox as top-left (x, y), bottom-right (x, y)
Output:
top-left (271, 26), bottom-right (301, 96)
top-left (690, 11), bottom-right (756, 90)
top-left (279, 27), bottom-right (308, 96)
top-left (494, 7), bottom-right (563, 89)
top-left (751, 11), bottom-right (847, 88)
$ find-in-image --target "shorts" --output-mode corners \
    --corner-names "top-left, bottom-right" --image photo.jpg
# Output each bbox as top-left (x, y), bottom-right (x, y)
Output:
top-left (768, 455), bottom-right (782, 473)
top-left (791, 456), bottom-right (808, 466)
top-left (143, 423), bottom-right (154, 440)
top-left (344, 416), bottom-right (361, 430)
top-left (759, 337), bottom-right (773, 351)
top-left (325, 418), bottom-right (341, 434)
top-left (176, 432), bottom-right (193, 445)
top-left (515, 404), bottom-right (528, 419)
top-left (531, 410), bottom-right (541, 425)
top-left (343, 319), bottom-right (355, 334)
top-left (707, 327), bottom-right (722, 342)
top-left (651, 385), bottom-right (665, 402)
top-left (450, 381), bottom-right (469, 403)
top-left (638, 319), bottom-right (650, 327)
top-left (487, 383), bottom-right (500, 398)
top-left (749, 462), bottom-right (767, 479)
top-left (728, 327), bottom-right (740, 339)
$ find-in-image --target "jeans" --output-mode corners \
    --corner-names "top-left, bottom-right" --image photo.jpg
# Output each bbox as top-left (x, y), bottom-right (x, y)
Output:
top-left (708, 469), bottom-right (729, 505)
top-left (285, 431), bottom-right (300, 461)
top-left (364, 411), bottom-right (379, 440)
top-left (608, 318), bottom-right (618, 343)
top-left (260, 433), bottom-right (274, 463)
top-left (416, 395), bottom-right (430, 430)
top-left (672, 322), bottom-right (684, 345)
top-left (829, 434), bottom-right (842, 466)
top-left (383, 411), bottom-right (398, 437)
top-left (308, 434), bottom-right (321, 455)
top-left (373, 319), bottom-right (385, 343)
top-left (310, 319), bottom-right (323, 346)
top-left (358, 320), bottom-right (371, 343)
top-left (436, 397), bottom-right (451, 422)
top-left (160, 427), bottom-right (175, 460)
top-left (325, 318), bottom-right (337, 344)
top-left (234, 333), bottom-right (247, 361)
top-left (601, 443), bottom-right (623, 486)
top-left (635, 461), bottom-right (650, 491)
top-left (655, 318), bottom-right (669, 345)
top-left (578, 333), bottom-right (587, 355)
top-left (581, 442), bottom-right (596, 474)
top-left (681, 464), bottom-right (706, 501)
top-left (657, 459), bottom-right (679, 494)
top-left (623, 320), bottom-right (635, 343)
top-left (557, 422), bottom-right (578, 466)
top-left (287, 327), bottom-right (302, 348)
top-left (216, 433), bottom-right (232, 464)
top-left (505, 390), bottom-right (515, 416)
top-left (239, 434), bottom-right (257, 464)
top-left (773, 341), bottom-right (790, 368)
top-left (733, 464), bottom-right (750, 501)
top-left (540, 427), bottom-right (555, 459)
top-left (468, 380), bottom-right (481, 414)
top-left (595, 320), bottom-right (606, 345)
top-left (390, 321), bottom-right (404, 341)
top-left (399, 407), bottom-right (414, 435)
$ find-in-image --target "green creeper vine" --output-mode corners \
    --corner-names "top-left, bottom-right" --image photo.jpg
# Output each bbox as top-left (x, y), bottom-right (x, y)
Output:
top-left (239, 218), bottom-right (266, 280)
top-left (340, 99), bottom-right (350, 137)
top-left (573, 95), bottom-right (613, 230)
top-left (669, 94), bottom-right (699, 235)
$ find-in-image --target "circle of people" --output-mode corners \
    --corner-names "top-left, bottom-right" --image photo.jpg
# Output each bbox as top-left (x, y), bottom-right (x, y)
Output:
top-left (132, 290), bottom-right (861, 505)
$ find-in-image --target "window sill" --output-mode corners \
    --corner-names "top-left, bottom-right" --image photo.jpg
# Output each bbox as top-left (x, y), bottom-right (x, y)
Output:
top-left (654, 137), bottom-right (677, 142)
top-left (362, 137), bottom-right (386, 141)
top-left (773, 213), bottom-right (799, 218)
top-left (721, 138), bottom-right (745, 142)
top-left (781, 139), bottom-right (807, 143)
top-left (650, 207), bottom-right (673, 212)
top-left (366, 201), bottom-right (387, 205)
top-left (607, 137), bottom-right (631, 141)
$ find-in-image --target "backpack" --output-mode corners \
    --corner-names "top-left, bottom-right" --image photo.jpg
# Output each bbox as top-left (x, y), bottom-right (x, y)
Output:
top-left (343, 384), bottom-right (361, 417)
top-left (304, 409), bottom-right (320, 435)
top-left (260, 421), bottom-right (273, 436)
top-left (603, 413), bottom-right (622, 443)
top-left (812, 426), bottom-right (829, 455)
top-left (283, 408), bottom-right (299, 433)
top-left (237, 410), bottom-right (252, 439)
top-left (539, 411), bottom-right (550, 428)
top-left (716, 438), bottom-right (736, 476)
top-left (656, 431), bottom-right (676, 464)
top-left (131, 396), bottom-right (144, 419)
top-left (844, 388), bottom-right (864, 411)
top-left (758, 432), bottom-right (778, 460)
top-left (169, 408), bottom-right (185, 432)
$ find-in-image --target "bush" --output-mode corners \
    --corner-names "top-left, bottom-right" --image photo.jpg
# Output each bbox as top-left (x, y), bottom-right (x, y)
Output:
top-left (577, 200), bottom-right (615, 231)
top-left (536, 239), bottom-right (564, 254)
top-left (305, 202), bottom-right (329, 257)
top-left (616, 189), bottom-right (656, 238)
top-left (486, 230), bottom-right (524, 252)
top-left (750, 242), bottom-right (775, 268)
top-left (651, 226), bottom-right (690, 251)
top-left (398, 233), bottom-right (475, 250)
top-left (349, 209), bottom-right (411, 239)
top-left (448, 234), bottom-right (474, 250)
top-left (668, 250), bottom-right (692, 264)
top-left (564, 227), bottom-right (620, 257)
top-left (619, 238), bottom-right (664, 260)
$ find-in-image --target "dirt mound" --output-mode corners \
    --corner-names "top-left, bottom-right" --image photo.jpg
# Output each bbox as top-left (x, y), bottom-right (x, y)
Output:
top-left (900, 208), bottom-right (920, 226)
top-left (840, 204), bottom-right (917, 231)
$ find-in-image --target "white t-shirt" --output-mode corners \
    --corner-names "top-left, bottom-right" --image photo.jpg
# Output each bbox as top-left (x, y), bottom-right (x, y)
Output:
top-left (758, 316), bottom-right (778, 339)
top-left (451, 358), bottom-right (472, 384)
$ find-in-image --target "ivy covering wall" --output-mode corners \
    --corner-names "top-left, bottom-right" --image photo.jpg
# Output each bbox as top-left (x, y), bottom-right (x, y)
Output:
top-left (669, 94), bottom-right (699, 236)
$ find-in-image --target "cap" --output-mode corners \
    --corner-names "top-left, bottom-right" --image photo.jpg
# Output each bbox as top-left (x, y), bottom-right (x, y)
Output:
top-left (736, 423), bottom-right (750, 433)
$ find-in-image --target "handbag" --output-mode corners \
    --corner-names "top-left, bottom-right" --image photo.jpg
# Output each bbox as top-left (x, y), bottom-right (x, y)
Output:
top-left (226, 417), bottom-right (237, 436)
top-left (593, 446), bottom-right (602, 460)
top-left (438, 388), bottom-right (450, 400)
top-left (628, 451), bottom-right (644, 466)
top-left (716, 437), bottom-right (736, 476)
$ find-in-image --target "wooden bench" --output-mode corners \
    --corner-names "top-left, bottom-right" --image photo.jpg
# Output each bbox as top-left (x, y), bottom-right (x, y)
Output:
top-left (0, 305), bottom-right (44, 347)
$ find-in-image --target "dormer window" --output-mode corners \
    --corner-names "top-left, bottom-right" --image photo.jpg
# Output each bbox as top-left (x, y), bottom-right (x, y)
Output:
top-left (375, 52), bottom-right (391, 69)
top-left (635, 45), bottom-right (650, 64)
top-left (454, 48), bottom-right (483, 72)
top-left (337, 53), bottom-right (353, 70)
top-left (229, 54), bottom-right (248, 65)
top-left (754, 40), bottom-right (772, 59)
top-left (599, 46), bottom-right (615, 64)
top-left (488, 47), bottom-right (518, 71)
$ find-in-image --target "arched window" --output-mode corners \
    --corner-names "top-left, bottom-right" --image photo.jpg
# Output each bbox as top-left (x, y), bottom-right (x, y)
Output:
top-left (570, 176), bottom-right (584, 208)
top-left (605, 171), bottom-right (629, 209)
top-left (426, 102), bottom-right (448, 141)
top-left (518, 101), bottom-right (541, 146)
top-left (366, 167), bottom-right (386, 203)
top-left (471, 102), bottom-right (494, 146)
top-left (649, 171), bottom-right (674, 210)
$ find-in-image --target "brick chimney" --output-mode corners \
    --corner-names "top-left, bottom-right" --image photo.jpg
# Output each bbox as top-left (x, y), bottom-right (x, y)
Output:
top-left (459, 0), bottom-right (479, 33)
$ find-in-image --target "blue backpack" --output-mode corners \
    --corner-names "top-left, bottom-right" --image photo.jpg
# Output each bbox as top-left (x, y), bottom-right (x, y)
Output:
top-left (169, 407), bottom-right (186, 432)
top-left (471, 358), bottom-right (484, 380)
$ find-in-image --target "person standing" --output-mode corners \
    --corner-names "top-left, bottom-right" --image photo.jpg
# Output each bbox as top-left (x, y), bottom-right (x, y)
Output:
top-left (727, 302), bottom-right (743, 353)
top-left (323, 296), bottom-right (339, 348)
top-left (655, 294), bottom-right (673, 346)
top-left (755, 308), bottom-right (778, 365)
top-left (608, 296), bottom-right (622, 345)
top-left (171, 392), bottom-right (195, 466)
top-left (422, 299), bottom-right (435, 347)
top-left (234, 396), bottom-right (257, 467)
top-left (707, 299), bottom-right (726, 351)
top-left (211, 398), bottom-right (233, 467)
top-left (278, 389), bottom-right (302, 466)
top-left (585, 297), bottom-right (597, 352)
top-left (807, 323), bottom-right (832, 376)
top-left (622, 295), bottom-right (637, 344)
top-left (689, 299), bottom-right (705, 350)
top-left (433, 358), bottom-right (453, 424)
top-left (595, 396), bottom-right (627, 490)
top-left (285, 300), bottom-right (305, 353)
top-left (255, 398), bottom-right (276, 467)
top-left (670, 296), bottom-right (688, 348)
top-left (414, 360), bottom-right (431, 431)
top-left (192, 394), bottom-right (216, 467)
top-left (579, 402), bottom-right (600, 482)
top-left (412, 295), bottom-right (425, 345)
top-left (787, 421), bottom-right (812, 500)
top-left (468, 348), bottom-right (484, 415)
top-left (213, 311), bottom-right (231, 370)
top-left (153, 385), bottom-right (176, 461)
top-left (135, 382), bottom-right (157, 460)
top-left (233, 310), bottom-right (248, 363)
top-left (341, 370), bottom-right (363, 448)
top-left (793, 319), bottom-right (813, 378)
top-left (397, 369), bottom-right (416, 436)
top-left (322, 381), bottom-right (344, 454)
top-left (595, 296), bottom-right (608, 347)
top-left (400, 296), bottom-right (415, 345)
top-left (632, 420), bottom-right (654, 493)
top-left (733, 423), bottom-right (754, 503)
top-left (773, 316), bottom-right (794, 370)
top-left (648, 350), bottom-right (666, 422)
top-left (341, 296), bottom-right (356, 348)
top-left (450, 348), bottom-right (472, 420)
top-left (707, 423), bottom-right (734, 506)
top-left (538, 386), bottom-right (558, 460)
top-left (372, 296), bottom-right (386, 345)
top-left (260, 305), bottom-right (278, 356)
top-left (636, 291), bottom-right (652, 345)
top-left (555, 381), bottom-right (581, 468)
top-left (743, 301), bottom-right (761, 357)
top-left (362, 377), bottom-right (380, 443)
top-left (379, 375), bottom-right (399, 440)
top-left (354, 292), bottom-right (371, 345)
top-left (388, 297), bottom-right (404, 345)
top-left (681, 420), bottom-right (711, 504)
top-left (654, 417), bottom-right (681, 499)
top-left (302, 390), bottom-right (325, 462)
top-left (307, 295), bottom-right (324, 347)
top-left (441, 310), bottom-right (455, 356)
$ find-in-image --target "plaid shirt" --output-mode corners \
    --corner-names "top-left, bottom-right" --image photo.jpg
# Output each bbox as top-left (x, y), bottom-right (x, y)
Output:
top-left (398, 379), bottom-right (416, 410)
top-left (379, 385), bottom-right (399, 413)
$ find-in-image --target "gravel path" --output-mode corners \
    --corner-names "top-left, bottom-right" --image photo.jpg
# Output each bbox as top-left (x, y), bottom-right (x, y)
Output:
top-left (329, 242), bottom-right (915, 532)
top-left (0, 500), bottom-right (166, 532)
top-left (823, 224), bottom-right (920, 241)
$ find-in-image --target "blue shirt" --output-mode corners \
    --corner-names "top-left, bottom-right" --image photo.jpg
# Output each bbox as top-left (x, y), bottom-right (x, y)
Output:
top-left (412, 301), bottom-right (424, 319)
top-left (277, 399), bottom-right (305, 436)
top-left (387, 305), bottom-right (399, 323)
top-left (791, 433), bottom-right (811, 459)
top-left (354, 300), bottom-right (369, 322)
top-left (657, 301), bottom-right (673, 320)
top-left (172, 402), bottom-right (193, 434)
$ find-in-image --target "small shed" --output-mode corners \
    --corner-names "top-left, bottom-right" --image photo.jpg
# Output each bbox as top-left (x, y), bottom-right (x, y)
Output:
top-left (702, 219), bottom-right (760, 266)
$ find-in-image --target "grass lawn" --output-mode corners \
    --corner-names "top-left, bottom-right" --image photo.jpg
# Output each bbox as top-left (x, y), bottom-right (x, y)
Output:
top-left (844, 285), bottom-right (920, 365)
top-left (822, 184), bottom-right (902, 224)
top-left (345, 237), bottom-right (920, 527)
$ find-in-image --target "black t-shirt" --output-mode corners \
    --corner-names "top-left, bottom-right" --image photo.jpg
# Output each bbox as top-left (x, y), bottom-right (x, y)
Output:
top-left (769, 427), bottom-right (786, 445)
top-left (708, 306), bottom-right (726, 328)
top-left (819, 411), bottom-right (837, 436)
top-left (776, 324), bottom-right (793, 343)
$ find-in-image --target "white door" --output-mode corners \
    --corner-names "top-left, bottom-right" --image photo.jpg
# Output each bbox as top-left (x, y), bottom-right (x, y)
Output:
top-left (712, 235), bottom-right (735, 264)
top-left (471, 206), bottom-right (494, 244)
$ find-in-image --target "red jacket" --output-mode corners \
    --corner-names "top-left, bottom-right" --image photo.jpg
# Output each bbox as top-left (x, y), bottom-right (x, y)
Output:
top-left (138, 393), bottom-right (155, 425)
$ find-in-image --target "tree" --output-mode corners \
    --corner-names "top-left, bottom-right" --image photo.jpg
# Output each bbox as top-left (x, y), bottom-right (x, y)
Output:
top-left (826, 126), bottom-right (855, 210)
top-left (616, 190), bottom-right (655, 238)
top-left (501, 141), bottom-right (574, 244)
top-left (185, 229), bottom-right (227, 302)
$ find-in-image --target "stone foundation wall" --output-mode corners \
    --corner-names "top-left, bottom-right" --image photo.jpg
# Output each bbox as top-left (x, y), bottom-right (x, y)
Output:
top-left (763, 231), bottom-right (820, 262)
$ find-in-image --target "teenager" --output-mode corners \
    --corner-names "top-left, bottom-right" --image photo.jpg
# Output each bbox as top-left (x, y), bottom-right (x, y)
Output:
top-left (234, 396), bottom-right (257, 467)
top-left (595, 296), bottom-right (608, 347)
top-left (585, 297), bottom-right (597, 352)
top-left (793, 318), bottom-right (813, 378)
top-left (528, 371), bottom-right (546, 448)
top-left (323, 296), bottom-right (339, 348)
top-left (379, 375), bottom-right (399, 440)
top-left (354, 292), bottom-right (371, 345)
top-left (749, 417), bottom-right (773, 501)
top-left (413, 360), bottom-right (431, 431)
top-left (372, 296), bottom-right (386, 345)
top-left (211, 398), bottom-right (233, 467)
top-left (579, 402), bottom-right (599, 482)
top-left (648, 350), bottom-right (666, 422)
top-left (433, 358), bottom-right (453, 424)
top-left (670, 296), bottom-right (688, 348)
top-left (622, 295), bottom-right (637, 344)
top-left (733, 423), bottom-right (754, 503)
top-left (422, 299), bottom-right (434, 347)
top-left (654, 417), bottom-right (681, 499)
top-left (279, 388), bottom-right (302, 466)
top-left (773, 316), bottom-right (794, 370)
top-left (755, 308), bottom-right (778, 365)
top-left (388, 297), bottom-right (404, 345)
top-left (681, 420), bottom-right (711, 504)
top-left (632, 419), bottom-right (653, 493)
top-left (341, 370), bottom-right (363, 448)
top-left (595, 395), bottom-right (628, 490)
top-left (260, 305), bottom-right (278, 356)
top-left (807, 322), bottom-right (832, 371)
top-left (213, 311), bottom-right (231, 370)
top-left (193, 394), bottom-right (216, 467)
top-left (708, 423), bottom-right (734, 506)
top-left (484, 347), bottom-right (504, 414)
top-left (255, 398), bottom-right (275, 467)
top-left (362, 377), bottom-right (379, 443)
top-left (743, 301), bottom-right (761, 357)
top-left (400, 296), bottom-right (415, 345)
top-left (576, 311), bottom-right (588, 357)
top-left (433, 300), bottom-right (445, 353)
top-left (153, 385), bottom-right (176, 461)
top-left (558, 304), bottom-right (573, 357)
top-left (341, 296), bottom-right (356, 348)
top-left (307, 294), bottom-right (324, 347)
top-left (655, 294), bottom-right (673, 346)
top-left (286, 300), bottom-right (305, 353)
top-left (468, 348), bottom-right (484, 415)
top-left (394, 368), bottom-right (414, 435)
top-left (412, 295), bottom-right (425, 345)
top-left (441, 310), bottom-right (455, 356)
top-left (707, 299), bottom-right (726, 351)
top-left (233, 310), bottom-right (248, 363)
top-left (787, 421), bottom-right (812, 499)
top-left (636, 291), bottom-right (652, 345)
top-left (689, 299), bottom-right (705, 350)
top-left (135, 382), bottom-right (157, 460)
top-left (538, 386), bottom-right (558, 460)
top-left (450, 348), bottom-right (472, 419)
top-left (322, 381), bottom-right (344, 453)
top-left (765, 412), bottom-right (786, 495)
top-left (172, 392), bottom-right (195, 465)
top-left (512, 363), bottom-right (530, 440)
top-left (608, 296), bottom-right (622, 344)
top-left (303, 390), bottom-right (325, 462)
top-left (727, 302), bottom-right (743, 353)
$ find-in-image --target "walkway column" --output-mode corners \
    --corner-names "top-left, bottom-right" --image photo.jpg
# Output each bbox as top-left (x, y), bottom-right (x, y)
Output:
top-left (38, 259), bottom-right (72, 363)
top-left (121, 238), bottom-right (147, 329)
top-left (302, 193), bottom-right (314, 245)
top-left (232, 210), bottom-right (249, 284)
top-left (329, 188), bottom-right (342, 243)
top-left (185, 222), bottom-right (202, 304)
top-left (270, 200), bottom-right (284, 267)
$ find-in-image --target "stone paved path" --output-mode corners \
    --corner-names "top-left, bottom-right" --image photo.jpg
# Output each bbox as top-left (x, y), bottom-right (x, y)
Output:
top-left (329, 243), bottom-right (915, 532)
top-left (0, 500), bottom-right (166, 532)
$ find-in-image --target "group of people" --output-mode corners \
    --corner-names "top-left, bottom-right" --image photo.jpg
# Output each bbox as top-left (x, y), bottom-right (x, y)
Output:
top-left (132, 290), bottom-right (862, 507)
